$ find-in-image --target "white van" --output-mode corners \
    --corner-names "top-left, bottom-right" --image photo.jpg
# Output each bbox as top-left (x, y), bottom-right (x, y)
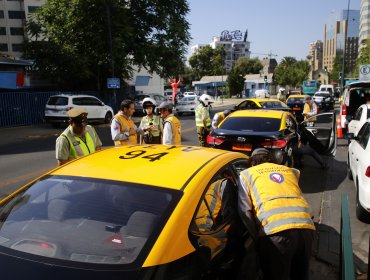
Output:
top-left (319, 84), bottom-right (334, 96)
top-left (254, 89), bottom-right (270, 99)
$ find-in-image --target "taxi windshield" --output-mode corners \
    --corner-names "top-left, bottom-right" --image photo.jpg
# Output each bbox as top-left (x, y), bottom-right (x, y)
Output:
top-left (0, 175), bottom-right (180, 266)
top-left (287, 97), bottom-right (304, 102)
top-left (220, 117), bottom-right (281, 132)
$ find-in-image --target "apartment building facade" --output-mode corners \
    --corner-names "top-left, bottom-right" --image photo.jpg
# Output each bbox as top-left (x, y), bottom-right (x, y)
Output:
top-left (0, 0), bottom-right (45, 59)
top-left (191, 30), bottom-right (251, 72)
top-left (323, 9), bottom-right (359, 73)
top-left (360, 0), bottom-right (370, 51)
top-left (308, 40), bottom-right (323, 72)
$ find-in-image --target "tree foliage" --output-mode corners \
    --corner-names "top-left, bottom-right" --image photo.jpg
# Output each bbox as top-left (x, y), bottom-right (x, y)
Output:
top-left (234, 57), bottom-right (263, 75)
top-left (188, 46), bottom-right (225, 81)
top-left (274, 57), bottom-right (310, 87)
top-left (227, 66), bottom-right (244, 98)
top-left (353, 40), bottom-right (370, 78)
top-left (23, 0), bottom-right (191, 90)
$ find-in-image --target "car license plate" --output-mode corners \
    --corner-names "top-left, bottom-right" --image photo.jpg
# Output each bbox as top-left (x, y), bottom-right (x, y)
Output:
top-left (232, 143), bottom-right (252, 151)
top-left (293, 107), bottom-right (301, 110)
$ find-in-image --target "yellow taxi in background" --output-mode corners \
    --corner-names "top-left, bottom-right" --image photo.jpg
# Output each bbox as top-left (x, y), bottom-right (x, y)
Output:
top-left (286, 95), bottom-right (309, 122)
top-left (0, 145), bottom-right (249, 280)
top-left (233, 98), bottom-right (291, 112)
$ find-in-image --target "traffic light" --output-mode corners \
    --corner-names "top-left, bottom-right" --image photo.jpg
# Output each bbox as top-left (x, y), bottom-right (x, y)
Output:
top-left (264, 75), bottom-right (267, 82)
top-left (339, 72), bottom-right (342, 80)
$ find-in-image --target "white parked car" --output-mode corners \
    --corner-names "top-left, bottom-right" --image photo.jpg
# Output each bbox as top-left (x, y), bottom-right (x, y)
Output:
top-left (44, 94), bottom-right (114, 127)
top-left (348, 104), bottom-right (370, 136)
top-left (176, 96), bottom-right (198, 116)
top-left (183, 91), bottom-right (197, 97)
top-left (346, 120), bottom-right (370, 221)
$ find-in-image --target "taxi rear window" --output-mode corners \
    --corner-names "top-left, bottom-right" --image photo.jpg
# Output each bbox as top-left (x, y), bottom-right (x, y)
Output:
top-left (259, 101), bottom-right (289, 108)
top-left (0, 176), bottom-right (180, 266)
top-left (220, 117), bottom-right (281, 132)
top-left (287, 97), bottom-right (304, 102)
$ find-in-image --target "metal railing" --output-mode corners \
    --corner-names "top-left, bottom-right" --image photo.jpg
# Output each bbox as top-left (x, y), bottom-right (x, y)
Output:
top-left (340, 193), bottom-right (355, 280)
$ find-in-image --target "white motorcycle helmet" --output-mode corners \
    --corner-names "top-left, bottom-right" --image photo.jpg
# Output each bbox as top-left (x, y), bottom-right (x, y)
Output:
top-left (142, 97), bottom-right (156, 114)
top-left (279, 87), bottom-right (285, 93)
top-left (199, 94), bottom-right (214, 106)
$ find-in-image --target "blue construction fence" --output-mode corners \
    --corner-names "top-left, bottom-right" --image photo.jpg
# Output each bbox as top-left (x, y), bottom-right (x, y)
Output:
top-left (0, 90), bottom-right (130, 128)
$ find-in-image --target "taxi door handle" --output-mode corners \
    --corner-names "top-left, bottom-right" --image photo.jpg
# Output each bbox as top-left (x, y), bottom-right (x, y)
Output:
top-left (311, 129), bottom-right (318, 134)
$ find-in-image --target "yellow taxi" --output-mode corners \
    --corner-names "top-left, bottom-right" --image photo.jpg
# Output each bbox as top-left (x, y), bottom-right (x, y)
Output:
top-left (233, 98), bottom-right (291, 112)
top-left (0, 145), bottom-right (249, 279)
top-left (207, 109), bottom-right (337, 167)
top-left (286, 94), bottom-right (309, 122)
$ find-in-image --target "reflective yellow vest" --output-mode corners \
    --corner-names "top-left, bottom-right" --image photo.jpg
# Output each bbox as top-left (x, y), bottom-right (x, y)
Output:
top-left (114, 113), bottom-right (137, 146)
top-left (195, 103), bottom-right (211, 127)
top-left (164, 116), bottom-right (181, 145)
top-left (240, 163), bottom-right (315, 235)
top-left (195, 179), bottom-right (228, 257)
top-left (141, 115), bottom-right (162, 137)
top-left (303, 103), bottom-right (317, 122)
top-left (62, 125), bottom-right (96, 160)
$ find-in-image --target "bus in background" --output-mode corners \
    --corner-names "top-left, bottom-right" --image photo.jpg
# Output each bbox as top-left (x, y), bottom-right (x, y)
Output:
top-left (302, 80), bottom-right (319, 96)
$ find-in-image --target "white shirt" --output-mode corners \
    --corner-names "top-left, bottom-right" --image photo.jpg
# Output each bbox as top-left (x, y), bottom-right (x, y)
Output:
top-left (162, 114), bottom-right (174, 145)
top-left (212, 112), bottom-right (222, 130)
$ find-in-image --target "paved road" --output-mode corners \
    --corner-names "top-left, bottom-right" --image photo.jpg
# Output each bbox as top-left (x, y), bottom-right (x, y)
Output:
top-left (0, 98), bottom-right (368, 279)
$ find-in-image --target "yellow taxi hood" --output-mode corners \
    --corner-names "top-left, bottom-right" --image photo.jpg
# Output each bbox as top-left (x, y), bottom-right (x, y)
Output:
top-left (51, 145), bottom-right (231, 190)
top-left (230, 109), bottom-right (285, 119)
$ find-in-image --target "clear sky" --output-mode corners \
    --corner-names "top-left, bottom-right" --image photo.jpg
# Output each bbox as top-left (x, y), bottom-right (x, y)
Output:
top-left (187, 0), bottom-right (361, 62)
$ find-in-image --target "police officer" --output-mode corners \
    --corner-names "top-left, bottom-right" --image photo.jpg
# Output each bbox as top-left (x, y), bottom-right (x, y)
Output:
top-left (238, 148), bottom-right (315, 280)
top-left (138, 97), bottom-right (163, 144)
top-left (56, 108), bottom-right (102, 166)
top-left (158, 101), bottom-right (181, 145)
top-left (195, 94), bottom-right (214, 146)
top-left (111, 99), bottom-right (138, 146)
top-left (211, 109), bottom-right (231, 130)
top-left (302, 95), bottom-right (317, 123)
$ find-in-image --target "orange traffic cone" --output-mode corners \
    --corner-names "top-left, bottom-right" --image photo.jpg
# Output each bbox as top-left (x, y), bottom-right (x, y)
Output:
top-left (337, 115), bottom-right (343, 139)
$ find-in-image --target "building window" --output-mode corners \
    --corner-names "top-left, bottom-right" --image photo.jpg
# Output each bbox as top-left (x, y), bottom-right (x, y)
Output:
top-left (12, 43), bottom-right (23, 52)
top-left (28, 6), bottom-right (39, 13)
top-left (0, 27), bottom-right (5, 35)
top-left (0, 11), bottom-right (4, 19)
top-left (8, 11), bottom-right (25, 19)
top-left (10, 27), bottom-right (23, 35)
top-left (0, 44), bottom-right (8, 51)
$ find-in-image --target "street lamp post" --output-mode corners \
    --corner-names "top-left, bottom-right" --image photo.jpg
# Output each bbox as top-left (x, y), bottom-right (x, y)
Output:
top-left (341, 0), bottom-right (351, 91)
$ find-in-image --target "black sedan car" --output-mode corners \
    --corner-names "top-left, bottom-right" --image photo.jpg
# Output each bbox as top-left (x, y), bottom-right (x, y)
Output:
top-left (207, 110), bottom-right (337, 167)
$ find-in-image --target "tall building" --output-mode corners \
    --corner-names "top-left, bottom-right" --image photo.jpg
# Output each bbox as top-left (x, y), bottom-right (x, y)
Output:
top-left (308, 40), bottom-right (323, 72)
top-left (191, 29), bottom-right (251, 72)
top-left (359, 0), bottom-right (370, 51)
top-left (0, 0), bottom-right (45, 59)
top-left (323, 9), bottom-right (359, 73)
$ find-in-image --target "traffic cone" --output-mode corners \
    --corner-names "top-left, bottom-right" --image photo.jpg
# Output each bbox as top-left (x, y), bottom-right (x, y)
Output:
top-left (337, 115), bottom-right (343, 139)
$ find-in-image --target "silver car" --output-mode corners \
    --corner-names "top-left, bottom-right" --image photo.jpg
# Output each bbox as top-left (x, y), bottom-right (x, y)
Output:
top-left (176, 96), bottom-right (199, 116)
top-left (133, 93), bottom-right (167, 115)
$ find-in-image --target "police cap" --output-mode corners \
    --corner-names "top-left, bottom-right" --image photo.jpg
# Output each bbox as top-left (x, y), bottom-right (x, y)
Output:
top-left (67, 107), bottom-right (88, 119)
top-left (251, 148), bottom-right (271, 157)
top-left (157, 101), bottom-right (173, 110)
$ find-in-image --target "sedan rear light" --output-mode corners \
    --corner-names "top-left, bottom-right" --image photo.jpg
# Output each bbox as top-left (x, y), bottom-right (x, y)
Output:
top-left (206, 135), bottom-right (224, 145)
top-left (342, 104), bottom-right (347, 115)
top-left (260, 139), bottom-right (288, 148)
top-left (366, 166), bottom-right (370, 178)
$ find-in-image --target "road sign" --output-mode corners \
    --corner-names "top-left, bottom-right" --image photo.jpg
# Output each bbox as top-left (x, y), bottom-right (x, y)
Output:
top-left (359, 65), bottom-right (370, 81)
top-left (107, 78), bottom-right (120, 89)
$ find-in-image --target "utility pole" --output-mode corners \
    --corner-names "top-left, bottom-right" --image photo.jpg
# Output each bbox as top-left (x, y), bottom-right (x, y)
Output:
top-left (341, 0), bottom-right (351, 91)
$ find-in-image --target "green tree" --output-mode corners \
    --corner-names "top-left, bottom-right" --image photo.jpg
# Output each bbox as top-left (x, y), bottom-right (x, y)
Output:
top-left (227, 66), bottom-right (244, 98)
top-left (234, 57), bottom-right (263, 75)
top-left (353, 40), bottom-right (370, 78)
top-left (274, 57), bottom-right (310, 87)
top-left (23, 0), bottom-right (190, 90)
top-left (329, 53), bottom-right (343, 85)
top-left (188, 46), bottom-right (225, 80)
